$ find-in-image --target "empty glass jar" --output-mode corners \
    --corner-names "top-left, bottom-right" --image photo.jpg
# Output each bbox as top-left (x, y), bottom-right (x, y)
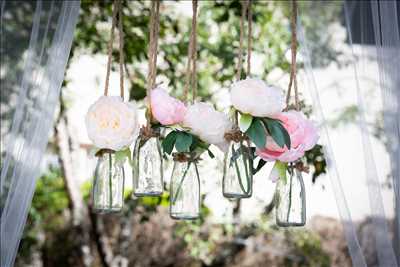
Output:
top-left (92, 151), bottom-right (125, 213)
top-left (170, 154), bottom-right (200, 220)
top-left (132, 135), bottom-right (163, 197)
top-left (275, 167), bottom-right (306, 227)
top-left (222, 141), bottom-right (253, 198)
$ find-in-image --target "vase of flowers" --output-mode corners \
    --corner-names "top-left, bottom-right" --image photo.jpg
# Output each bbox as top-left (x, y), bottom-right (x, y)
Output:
top-left (85, 96), bottom-right (138, 213)
top-left (132, 127), bottom-right (163, 197)
top-left (273, 163), bottom-right (306, 226)
top-left (149, 88), bottom-right (233, 220)
top-left (169, 152), bottom-right (201, 220)
top-left (222, 138), bottom-right (253, 198)
top-left (92, 150), bottom-right (125, 213)
top-left (228, 78), bottom-right (319, 227)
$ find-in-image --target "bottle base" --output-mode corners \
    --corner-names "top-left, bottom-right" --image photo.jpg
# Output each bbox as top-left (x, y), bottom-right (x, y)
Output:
top-left (276, 220), bottom-right (306, 227)
top-left (92, 207), bottom-right (122, 214)
top-left (223, 192), bottom-right (252, 199)
top-left (134, 191), bottom-right (163, 197)
top-left (170, 212), bottom-right (199, 220)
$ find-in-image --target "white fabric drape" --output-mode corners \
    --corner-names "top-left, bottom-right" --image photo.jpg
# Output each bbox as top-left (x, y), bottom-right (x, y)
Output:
top-left (0, 1), bottom-right (80, 266)
top-left (299, 1), bottom-right (399, 266)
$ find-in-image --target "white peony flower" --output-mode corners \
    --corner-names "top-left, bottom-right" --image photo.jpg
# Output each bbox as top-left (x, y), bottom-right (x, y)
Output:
top-left (230, 78), bottom-right (285, 117)
top-left (85, 96), bottom-right (138, 151)
top-left (183, 102), bottom-right (233, 152)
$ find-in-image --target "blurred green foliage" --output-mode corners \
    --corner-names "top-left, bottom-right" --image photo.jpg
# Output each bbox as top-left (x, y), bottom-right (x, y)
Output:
top-left (73, 0), bottom-right (294, 102)
top-left (286, 230), bottom-right (331, 267)
top-left (19, 167), bottom-right (70, 259)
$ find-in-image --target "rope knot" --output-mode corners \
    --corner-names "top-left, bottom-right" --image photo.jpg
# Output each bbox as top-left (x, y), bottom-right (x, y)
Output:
top-left (95, 148), bottom-right (115, 157)
top-left (172, 152), bottom-right (200, 163)
top-left (295, 161), bottom-right (309, 173)
top-left (224, 128), bottom-right (248, 143)
top-left (139, 126), bottom-right (160, 140)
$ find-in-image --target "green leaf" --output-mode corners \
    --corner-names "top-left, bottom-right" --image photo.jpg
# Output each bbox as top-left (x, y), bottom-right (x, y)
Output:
top-left (263, 118), bottom-right (291, 149)
top-left (270, 161), bottom-right (287, 184)
top-left (276, 122), bottom-right (291, 149)
top-left (190, 135), bottom-right (200, 151)
top-left (229, 146), bottom-right (241, 167)
top-left (175, 132), bottom-right (193, 152)
top-left (207, 148), bottom-right (215, 159)
top-left (162, 131), bottom-right (177, 154)
top-left (252, 159), bottom-right (266, 175)
top-left (245, 118), bottom-right (266, 148)
top-left (239, 113), bottom-right (253, 132)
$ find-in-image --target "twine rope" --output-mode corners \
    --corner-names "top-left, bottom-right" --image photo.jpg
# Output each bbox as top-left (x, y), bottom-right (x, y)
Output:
top-left (285, 0), bottom-right (299, 111)
top-left (235, 1), bottom-right (246, 80)
top-left (235, 0), bottom-right (252, 81)
top-left (118, 0), bottom-right (125, 100)
top-left (246, 0), bottom-right (252, 76)
top-left (146, 0), bottom-right (160, 128)
top-left (104, 0), bottom-right (120, 97)
top-left (183, 0), bottom-right (198, 104)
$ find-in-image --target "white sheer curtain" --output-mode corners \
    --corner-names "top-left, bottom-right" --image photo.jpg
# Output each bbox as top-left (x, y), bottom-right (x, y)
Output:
top-left (299, 1), bottom-right (399, 266)
top-left (0, 1), bottom-right (80, 266)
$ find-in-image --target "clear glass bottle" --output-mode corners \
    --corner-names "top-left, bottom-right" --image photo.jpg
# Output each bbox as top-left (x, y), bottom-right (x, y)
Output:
top-left (132, 135), bottom-right (163, 197)
top-left (92, 151), bottom-right (125, 213)
top-left (222, 141), bottom-right (253, 198)
top-left (169, 156), bottom-right (200, 220)
top-left (275, 168), bottom-right (306, 227)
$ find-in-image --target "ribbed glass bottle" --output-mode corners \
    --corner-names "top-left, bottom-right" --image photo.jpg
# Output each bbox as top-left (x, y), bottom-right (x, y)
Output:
top-left (222, 141), bottom-right (253, 198)
top-left (275, 168), bottom-right (306, 227)
top-left (92, 152), bottom-right (125, 213)
top-left (132, 136), bottom-right (163, 197)
top-left (169, 155), bottom-right (200, 220)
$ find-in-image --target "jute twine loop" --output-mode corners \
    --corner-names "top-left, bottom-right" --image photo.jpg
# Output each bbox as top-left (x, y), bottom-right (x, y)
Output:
top-left (183, 0), bottom-right (198, 104)
top-left (146, 0), bottom-right (161, 129)
top-left (285, 0), bottom-right (299, 111)
top-left (176, 0), bottom-right (199, 160)
top-left (229, 0), bottom-right (252, 139)
top-left (104, 0), bottom-right (124, 100)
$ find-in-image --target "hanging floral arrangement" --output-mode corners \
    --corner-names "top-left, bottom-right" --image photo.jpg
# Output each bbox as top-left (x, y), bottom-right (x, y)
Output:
top-left (85, 0), bottom-right (137, 213)
top-left (248, 0), bottom-right (318, 227)
top-left (149, 0), bottom-right (233, 219)
top-left (132, 0), bottom-right (164, 197)
top-left (222, 0), bottom-right (255, 199)
top-left (224, 0), bottom-right (319, 227)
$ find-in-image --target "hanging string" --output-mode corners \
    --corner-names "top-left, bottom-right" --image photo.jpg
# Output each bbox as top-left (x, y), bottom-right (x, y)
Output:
top-left (235, 0), bottom-right (246, 81)
top-left (285, 0), bottom-right (299, 111)
top-left (103, 0), bottom-right (119, 97)
top-left (118, 0), bottom-right (125, 100)
top-left (146, 0), bottom-right (160, 128)
top-left (183, 0), bottom-right (198, 104)
top-left (191, 0), bottom-right (198, 103)
top-left (246, 0), bottom-right (252, 76)
top-left (235, 0), bottom-right (252, 81)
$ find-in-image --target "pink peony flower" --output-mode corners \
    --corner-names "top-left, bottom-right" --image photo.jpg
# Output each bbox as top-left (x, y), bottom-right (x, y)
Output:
top-left (150, 87), bottom-right (187, 125)
top-left (256, 111), bottom-right (319, 162)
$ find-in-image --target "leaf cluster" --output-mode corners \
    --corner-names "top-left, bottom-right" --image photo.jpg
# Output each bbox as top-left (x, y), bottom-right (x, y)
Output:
top-left (244, 115), bottom-right (291, 150)
top-left (162, 130), bottom-right (214, 158)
